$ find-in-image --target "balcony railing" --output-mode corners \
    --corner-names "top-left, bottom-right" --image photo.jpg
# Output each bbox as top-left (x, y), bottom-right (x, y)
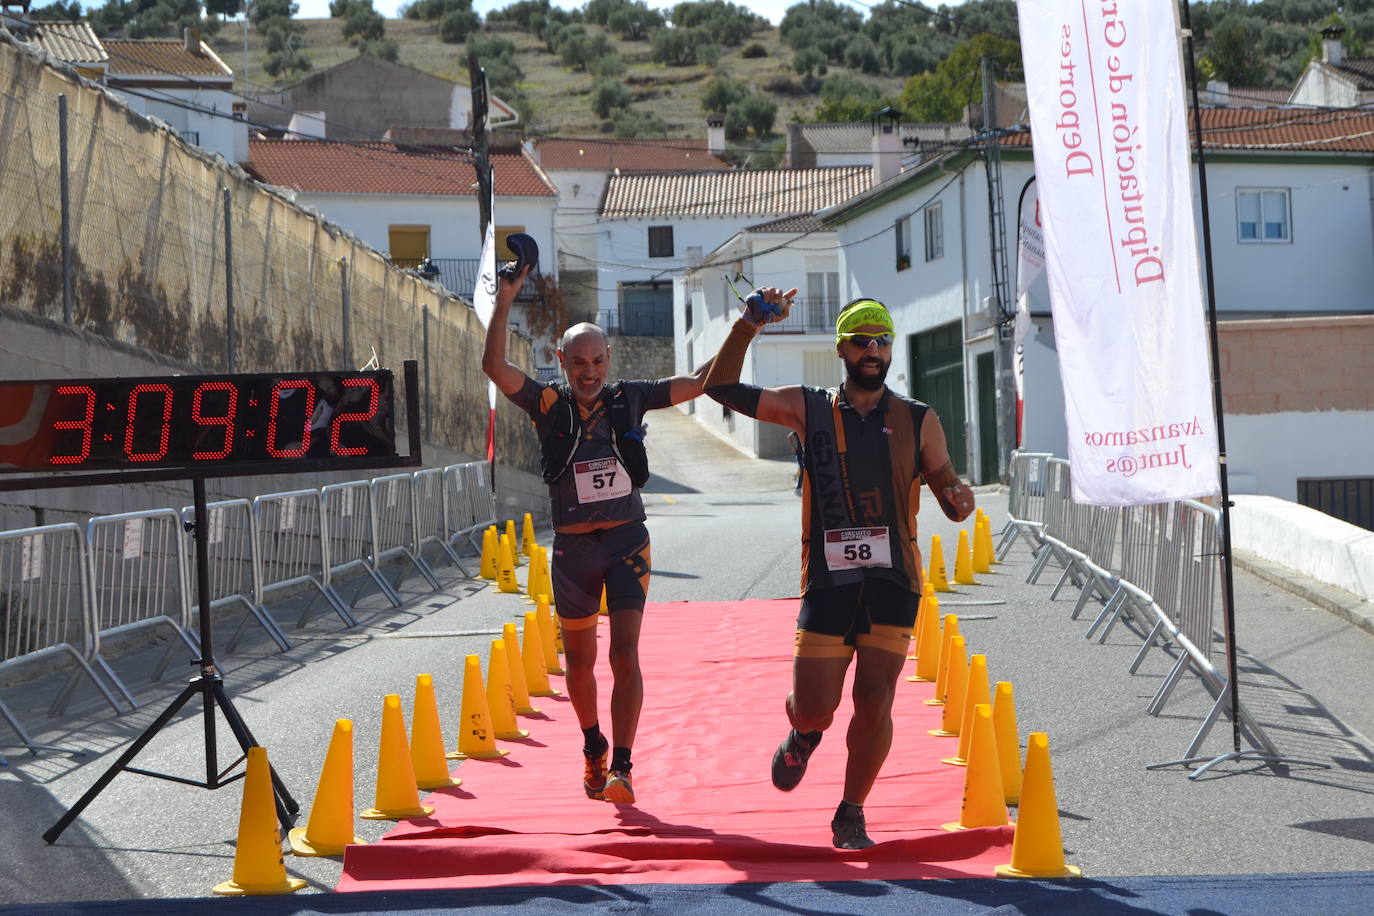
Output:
top-left (390, 258), bottom-right (542, 301)
top-left (597, 305), bottom-right (673, 338)
top-left (760, 297), bottom-right (843, 335)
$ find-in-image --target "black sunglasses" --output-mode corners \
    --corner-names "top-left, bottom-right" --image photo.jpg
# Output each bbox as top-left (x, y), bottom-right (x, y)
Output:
top-left (838, 332), bottom-right (893, 348)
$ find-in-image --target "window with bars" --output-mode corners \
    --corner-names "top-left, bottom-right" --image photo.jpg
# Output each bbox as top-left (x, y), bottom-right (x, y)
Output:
top-left (648, 225), bottom-right (674, 257)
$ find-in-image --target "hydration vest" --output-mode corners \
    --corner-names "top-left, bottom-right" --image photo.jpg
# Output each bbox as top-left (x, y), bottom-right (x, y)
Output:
top-left (539, 382), bottom-right (650, 488)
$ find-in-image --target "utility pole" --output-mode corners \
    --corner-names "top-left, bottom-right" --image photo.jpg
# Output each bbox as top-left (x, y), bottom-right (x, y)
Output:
top-left (981, 56), bottom-right (1018, 482)
top-left (469, 52), bottom-right (492, 239)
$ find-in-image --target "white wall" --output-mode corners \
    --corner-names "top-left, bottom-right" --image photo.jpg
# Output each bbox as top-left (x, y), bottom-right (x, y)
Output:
top-left (128, 89), bottom-right (246, 164)
top-left (1227, 410), bottom-right (1374, 497)
top-left (544, 167), bottom-right (610, 271)
top-left (598, 215), bottom-right (774, 315)
top-left (291, 193), bottom-right (555, 265)
top-left (1289, 64), bottom-right (1359, 108)
top-left (1203, 160), bottom-right (1374, 314)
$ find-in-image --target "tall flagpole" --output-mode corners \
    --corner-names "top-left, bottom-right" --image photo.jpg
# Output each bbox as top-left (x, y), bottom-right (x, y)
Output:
top-left (469, 53), bottom-right (498, 498)
top-left (1146, 2), bottom-right (1327, 779)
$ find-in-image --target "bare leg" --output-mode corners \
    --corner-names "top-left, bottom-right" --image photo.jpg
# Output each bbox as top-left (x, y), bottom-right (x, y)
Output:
top-left (842, 646), bottom-right (905, 804)
top-left (560, 621), bottom-right (600, 730)
top-left (787, 654), bottom-right (850, 733)
top-left (607, 608), bottom-right (644, 749)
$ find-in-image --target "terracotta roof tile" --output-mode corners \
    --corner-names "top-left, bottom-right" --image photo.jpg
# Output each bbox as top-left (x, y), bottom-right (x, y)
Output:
top-left (1000, 107), bottom-right (1374, 153)
top-left (535, 136), bottom-right (730, 171)
top-left (247, 139), bottom-right (556, 197)
top-left (102, 38), bottom-right (232, 78)
top-left (1333, 58), bottom-right (1374, 89)
top-left (601, 167), bottom-right (871, 218)
top-left (745, 213), bottom-right (827, 234)
top-left (23, 21), bottom-right (106, 65)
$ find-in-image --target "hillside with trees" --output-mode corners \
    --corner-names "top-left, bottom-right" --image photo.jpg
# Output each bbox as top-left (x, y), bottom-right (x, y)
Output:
top-left (27, 0), bottom-right (1374, 162)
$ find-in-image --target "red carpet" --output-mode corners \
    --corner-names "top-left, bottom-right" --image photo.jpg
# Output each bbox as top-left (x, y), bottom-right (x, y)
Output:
top-left (337, 598), bottom-right (1014, 891)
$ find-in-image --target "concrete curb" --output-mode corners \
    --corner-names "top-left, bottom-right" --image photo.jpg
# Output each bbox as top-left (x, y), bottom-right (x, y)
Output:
top-left (1233, 548), bottom-right (1374, 638)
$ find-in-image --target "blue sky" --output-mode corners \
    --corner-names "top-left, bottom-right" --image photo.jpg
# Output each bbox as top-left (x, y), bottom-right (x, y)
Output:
top-left (289, 0), bottom-right (896, 26)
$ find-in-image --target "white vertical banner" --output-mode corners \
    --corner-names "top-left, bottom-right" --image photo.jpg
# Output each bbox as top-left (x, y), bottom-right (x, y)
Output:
top-left (1017, 0), bottom-right (1219, 505)
top-left (472, 189), bottom-right (500, 418)
top-left (1013, 177), bottom-right (1044, 447)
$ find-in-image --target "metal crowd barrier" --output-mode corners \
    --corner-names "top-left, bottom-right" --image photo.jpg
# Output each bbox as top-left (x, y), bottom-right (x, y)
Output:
top-left (0, 524), bottom-right (125, 761)
top-left (413, 468), bottom-right (465, 574)
top-left (180, 499), bottom-right (289, 653)
top-left (253, 490), bottom-right (357, 630)
top-left (446, 460), bottom-right (496, 558)
top-left (371, 473), bottom-right (442, 593)
top-left (0, 460), bottom-right (532, 753)
top-left (320, 479), bottom-right (402, 609)
top-left (1002, 456), bottom-right (1282, 760)
top-left (996, 451), bottom-right (1052, 560)
top-left (86, 509), bottom-right (198, 703)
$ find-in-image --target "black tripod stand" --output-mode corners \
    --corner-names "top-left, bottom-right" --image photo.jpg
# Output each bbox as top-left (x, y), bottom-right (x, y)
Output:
top-left (43, 477), bottom-right (297, 844)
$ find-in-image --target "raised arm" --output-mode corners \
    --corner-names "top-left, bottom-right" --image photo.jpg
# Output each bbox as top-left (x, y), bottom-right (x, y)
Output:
top-left (664, 352), bottom-right (717, 406)
top-left (702, 287), bottom-right (806, 435)
top-left (919, 408), bottom-right (975, 522)
top-left (481, 265), bottom-right (534, 396)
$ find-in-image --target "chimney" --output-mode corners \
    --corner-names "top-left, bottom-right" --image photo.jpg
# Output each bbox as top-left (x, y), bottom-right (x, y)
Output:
top-left (871, 106), bottom-right (903, 185)
top-left (184, 26), bottom-right (200, 55)
top-left (707, 114), bottom-right (725, 158)
top-left (1322, 25), bottom-right (1344, 67)
top-left (1205, 80), bottom-right (1229, 107)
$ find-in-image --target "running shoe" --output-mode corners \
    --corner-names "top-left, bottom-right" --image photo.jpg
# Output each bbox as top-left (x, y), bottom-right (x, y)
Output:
top-left (583, 747), bottom-right (608, 800)
top-left (771, 729), bottom-right (817, 791)
top-left (831, 805), bottom-right (875, 850)
top-left (603, 769), bottom-right (635, 803)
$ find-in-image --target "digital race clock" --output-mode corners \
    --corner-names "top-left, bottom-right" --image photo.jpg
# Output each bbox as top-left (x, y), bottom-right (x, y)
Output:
top-left (0, 368), bottom-right (417, 484)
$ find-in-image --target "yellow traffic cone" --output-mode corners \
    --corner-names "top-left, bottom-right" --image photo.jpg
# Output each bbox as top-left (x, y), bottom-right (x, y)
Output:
top-left (954, 529), bottom-right (976, 585)
top-left (945, 654), bottom-right (991, 765)
top-left (996, 733), bottom-right (1081, 878)
top-left (973, 516), bottom-right (993, 574)
top-left (449, 654), bottom-right (508, 759)
top-left (411, 674), bottom-right (461, 790)
top-left (361, 695), bottom-right (435, 820)
top-left (553, 610), bottom-right (564, 653)
top-left (497, 534), bottom-right (521, 594)
top-left (908, 594), bottom-right (942, 683)
top-left (502, 622), bottom-right (540, 715)
top-left (924, 614), bottom-right (960, 706)
top-left (599, 582), bottom-right (609, 615)
top-left (213, 746), bottom-right (306, 895)
top-left (524, 610), bottom-right (562, 697)
top-left (536, 593), bottom-right (564, 675)
top-left (930, 634), bottom-right (968, 736)
top-left (942, 704), bottom-right (1009, 831)
top-left (993, 681), bottom-right (1022, 805)
top-left (537, 546), bottom-right (556, 607)
top-left (289, 720), bottom-right (364, 857)
top-left (930, 535), bottom-right (952, 592)
top-left (487, 639), bottom-right (530, 740)
top-left (505, 519), bottom-right (520, 564)
top-left (521, 512), bottom-right (537, 558)
top-left (981, 510), bottom-right (1002, 566)
top-left (479, 526), bottom-right (498, 580)
top-left (524, 547), bottom-right (546, 602)
top-left (908, 591), bottom-right (930, 661)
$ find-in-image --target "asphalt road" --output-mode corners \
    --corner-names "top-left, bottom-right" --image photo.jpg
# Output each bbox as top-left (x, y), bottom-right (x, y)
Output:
top-left (2, 404), bottom-right (1373, 905)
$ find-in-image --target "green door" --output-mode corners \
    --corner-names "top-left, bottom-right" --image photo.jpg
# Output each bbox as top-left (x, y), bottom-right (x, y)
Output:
top-left (910, 322), bottom-right (966, 476)
top-left (976, 351), bottom-right (998, 485)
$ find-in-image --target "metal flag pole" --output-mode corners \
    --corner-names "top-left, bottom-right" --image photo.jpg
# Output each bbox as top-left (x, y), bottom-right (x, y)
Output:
top-left (1146, 0), bottom-right (1327, 779)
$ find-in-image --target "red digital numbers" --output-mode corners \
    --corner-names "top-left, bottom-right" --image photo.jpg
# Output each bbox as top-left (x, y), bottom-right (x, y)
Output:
top-left (265, 379), bottom-right (316, 458)
top-left (191, 381), bottom-right (239, 460)
top-left (50, 385), bottom-right (96, 465)
top-left (124, 383), bottom-right (174, 462)
top-left (330, 378), bottom-right (381, 456)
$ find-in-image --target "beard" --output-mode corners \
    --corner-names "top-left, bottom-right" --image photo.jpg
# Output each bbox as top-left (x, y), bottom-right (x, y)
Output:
top-left (844, 354), bottom-right (890, 391)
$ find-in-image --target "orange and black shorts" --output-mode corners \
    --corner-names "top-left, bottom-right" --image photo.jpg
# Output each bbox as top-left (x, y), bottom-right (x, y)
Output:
top-left (551, 521), bottom-right (651, 629)
top-left (795, 578), bottom-right (918, 658)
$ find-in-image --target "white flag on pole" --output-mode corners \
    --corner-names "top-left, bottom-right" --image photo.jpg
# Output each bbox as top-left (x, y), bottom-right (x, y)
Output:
top-left (472, 197), bottom-right (499, 414)
top-left (1013, 177), bottom-right (1044, 446)
top-left (1016, 0), bottom-right (1219, 505)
